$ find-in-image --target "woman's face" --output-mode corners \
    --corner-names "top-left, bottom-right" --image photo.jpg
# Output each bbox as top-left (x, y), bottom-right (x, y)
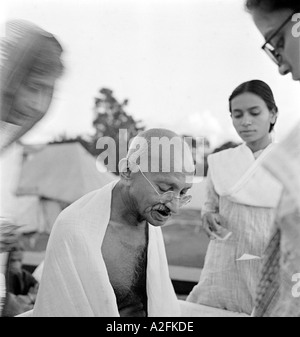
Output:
top-left (251, 8), bottom-right (300, 81)
top-left (231, 92), bottom-right (277, 144)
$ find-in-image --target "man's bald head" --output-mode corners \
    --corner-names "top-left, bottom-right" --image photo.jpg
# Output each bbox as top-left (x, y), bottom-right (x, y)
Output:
top-left (124, 128), bottom-right (195, 177)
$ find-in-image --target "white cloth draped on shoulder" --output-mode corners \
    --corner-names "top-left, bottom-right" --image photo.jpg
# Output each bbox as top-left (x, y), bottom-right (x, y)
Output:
top-left (32, 181), bottom-right (180, 317)
top-left (207, 143), bottom-right (283, 208)
top-left (262, 124), bottom-right (300, 213)
top-left (254, 122), bottom-right (300, 317)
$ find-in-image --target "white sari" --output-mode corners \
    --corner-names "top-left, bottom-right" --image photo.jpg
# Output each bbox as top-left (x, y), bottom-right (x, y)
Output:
top-left (187, 143), bottom-right (283, 314)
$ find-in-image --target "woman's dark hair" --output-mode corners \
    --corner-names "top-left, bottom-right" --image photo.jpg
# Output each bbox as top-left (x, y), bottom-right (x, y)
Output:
top-left (229, 80), bottom-right (278, 132)
top-left (245, 0), bottom-right (300, 13)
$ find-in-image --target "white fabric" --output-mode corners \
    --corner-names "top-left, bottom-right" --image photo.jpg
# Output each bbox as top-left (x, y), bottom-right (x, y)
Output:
top-left (208, 143), bottom-right (283, 208)
top-left (32, 261), bottom-right (44, 283)
top-left (0, 121), bottom-right (22, 154)
top-left (262, 123), bottom-right (300, 213)
top-left (16, 309), bottom-right (33, 317)
top-left (19, 302), bottom-right (251, 318)
top-left (179, 300), bottom-right (249, 317)
top-left (187, 144), bottom-right (280, 314)
top-left (32, 181), bottom-right (180, 317)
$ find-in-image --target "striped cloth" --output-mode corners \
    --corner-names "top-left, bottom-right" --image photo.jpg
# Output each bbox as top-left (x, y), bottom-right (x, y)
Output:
top-left (254, 122), bottom-right (300, 317)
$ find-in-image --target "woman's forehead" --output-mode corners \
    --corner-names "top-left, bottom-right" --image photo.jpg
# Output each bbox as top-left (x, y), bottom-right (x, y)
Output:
top-left (231, 92), bottom-right (267, 108)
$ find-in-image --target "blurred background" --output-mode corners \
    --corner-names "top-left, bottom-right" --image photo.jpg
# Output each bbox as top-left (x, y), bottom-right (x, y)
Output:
top-left (1, 0), bottom-right (300, 147)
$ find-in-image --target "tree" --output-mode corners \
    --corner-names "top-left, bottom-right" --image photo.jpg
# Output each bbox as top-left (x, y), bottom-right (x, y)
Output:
top-left (49, 88), bottom-right (144, 174)
top-left (91, 88), bottom-right (145, 173)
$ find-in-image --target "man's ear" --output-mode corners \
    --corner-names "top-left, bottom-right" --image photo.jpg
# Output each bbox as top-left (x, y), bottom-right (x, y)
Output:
top-left (120, 167), bottom-right (132, 181)
top-left (118, 158), bottom-right (132, 182)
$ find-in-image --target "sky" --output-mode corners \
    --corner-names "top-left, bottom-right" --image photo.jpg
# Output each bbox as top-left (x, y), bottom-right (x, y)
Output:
top-left (1, 0), bottom-right (300, 149)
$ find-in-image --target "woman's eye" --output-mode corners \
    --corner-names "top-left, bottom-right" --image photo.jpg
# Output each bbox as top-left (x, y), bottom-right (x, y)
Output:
top-left (233, 114), bottom-right (242, 119)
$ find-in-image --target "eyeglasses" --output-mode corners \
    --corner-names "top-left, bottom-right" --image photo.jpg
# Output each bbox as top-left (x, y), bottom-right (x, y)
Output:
top-left (137, 165), bottom-right (192, 207)
top-left (261, 11), bottom-right (297, 65)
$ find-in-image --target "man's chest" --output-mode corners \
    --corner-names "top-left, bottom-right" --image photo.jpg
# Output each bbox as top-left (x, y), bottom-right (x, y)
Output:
top-left (101, 222), bottom-right (148, 307)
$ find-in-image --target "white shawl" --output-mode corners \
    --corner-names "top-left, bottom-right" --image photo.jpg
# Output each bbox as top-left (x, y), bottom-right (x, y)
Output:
top-left (208, 143), bottom-right (283, 208)
top-left (262, 123), bottom-right (300, 212)
top-left (32, 181), bottom-right (180, 317)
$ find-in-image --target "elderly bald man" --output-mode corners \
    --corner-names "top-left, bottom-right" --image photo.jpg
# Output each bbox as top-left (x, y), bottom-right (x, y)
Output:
top-left (33, 128), bottom-right (195, 317)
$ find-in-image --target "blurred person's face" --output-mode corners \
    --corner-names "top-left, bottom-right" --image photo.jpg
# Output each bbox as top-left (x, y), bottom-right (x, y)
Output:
top-left (231, 92), bottom-right (276, 145)
top-left (251, 8), bottom-right (300, 81)
top-left (7, 72), bottom-right (58, 127)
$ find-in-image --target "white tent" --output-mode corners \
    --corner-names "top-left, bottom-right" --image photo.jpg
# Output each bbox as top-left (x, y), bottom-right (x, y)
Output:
top-left (14, 142), bottom-right (118, 233)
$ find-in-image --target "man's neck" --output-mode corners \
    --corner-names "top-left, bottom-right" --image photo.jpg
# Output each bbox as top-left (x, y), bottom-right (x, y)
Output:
top-left (111, 182), bottom-right (146, 228)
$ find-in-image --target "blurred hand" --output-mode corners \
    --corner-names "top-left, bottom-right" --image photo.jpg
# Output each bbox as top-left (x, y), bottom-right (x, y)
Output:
top-left (201, 212), bottom-right (227, 240)
top-left (2, 293), bottom-right (32, 317)
top-left (0, 217), bottom-right (19, 253)
top-left (28, 283), bottom-right (39, 303)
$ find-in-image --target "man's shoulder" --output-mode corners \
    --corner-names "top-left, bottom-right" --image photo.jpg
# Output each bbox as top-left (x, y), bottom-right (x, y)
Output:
top-left (53, 181), bottom-right (116, 230)
top-left (61, 188), bottom-right (103, 216)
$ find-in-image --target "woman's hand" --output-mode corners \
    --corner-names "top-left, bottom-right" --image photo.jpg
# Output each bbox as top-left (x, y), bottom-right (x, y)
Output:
top-left (201, 212), bottom-right (228, 240)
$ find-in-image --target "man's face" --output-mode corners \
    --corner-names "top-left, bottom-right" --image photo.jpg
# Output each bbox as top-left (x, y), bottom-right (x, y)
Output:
top-left (252, 8), bottom-right (300, 81)
top-left (129, 170), bottom-right (193, 227)
top-left (7, 72), bottom-right (58, 127)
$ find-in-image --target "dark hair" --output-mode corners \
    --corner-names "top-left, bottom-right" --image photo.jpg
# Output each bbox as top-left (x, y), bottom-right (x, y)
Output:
top-left (245, 0), bottom-right (300, 13)
top-left (229, 80), bottom-right (278, 132)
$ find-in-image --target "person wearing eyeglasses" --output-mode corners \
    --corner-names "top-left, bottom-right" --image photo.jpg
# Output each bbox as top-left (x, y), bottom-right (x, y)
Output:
top-left (186, 80), bottom-right (283, 315)
top-left (247, 1), bottom-right (300, 80)
top-left (244, 0), bottom-right (300, 317)
top-left (32, 128), bottom-right (195, 317)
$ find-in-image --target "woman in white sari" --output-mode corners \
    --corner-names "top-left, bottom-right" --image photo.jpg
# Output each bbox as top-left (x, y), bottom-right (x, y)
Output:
top-left (187, 80), bottom-right (283, 315)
